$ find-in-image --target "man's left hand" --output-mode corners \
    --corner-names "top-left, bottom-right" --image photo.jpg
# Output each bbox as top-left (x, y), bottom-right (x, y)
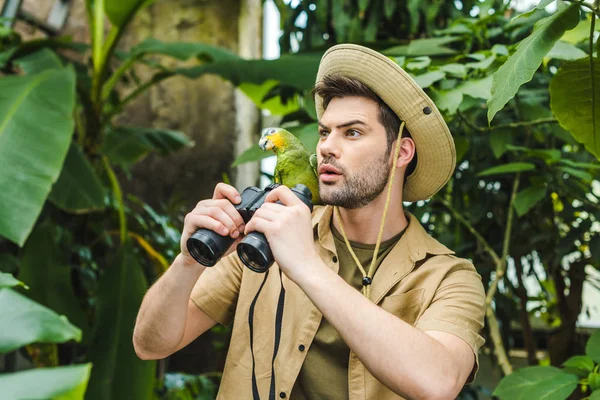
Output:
top-left (243, 185), bottom-right (318, 281)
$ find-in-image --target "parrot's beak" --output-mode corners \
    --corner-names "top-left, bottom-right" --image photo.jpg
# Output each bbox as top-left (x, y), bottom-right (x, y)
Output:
top-left (259, 137), bottom-right (274, 151)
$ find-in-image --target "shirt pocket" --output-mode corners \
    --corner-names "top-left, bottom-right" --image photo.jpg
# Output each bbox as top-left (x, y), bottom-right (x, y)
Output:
top-left (379, 287), bottom-right (425, 326)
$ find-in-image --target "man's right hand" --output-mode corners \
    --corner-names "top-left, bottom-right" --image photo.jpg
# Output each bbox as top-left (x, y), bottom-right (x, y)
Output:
top-left (179, 182), bottom-right (247, 264)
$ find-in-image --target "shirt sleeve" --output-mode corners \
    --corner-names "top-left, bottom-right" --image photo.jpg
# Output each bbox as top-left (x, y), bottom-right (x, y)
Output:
top-left (190, 252), bottom-right (244, 326)
top-left (415, 264), bottom-right (486, 384)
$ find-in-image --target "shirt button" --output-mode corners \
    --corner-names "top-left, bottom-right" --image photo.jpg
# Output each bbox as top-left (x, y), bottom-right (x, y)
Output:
top-left (332, 255), bottom-right (338, 263)
top-left (298, 344), bottom-right (305, 351)
top-left (279, 392), bottom-right (286, 398)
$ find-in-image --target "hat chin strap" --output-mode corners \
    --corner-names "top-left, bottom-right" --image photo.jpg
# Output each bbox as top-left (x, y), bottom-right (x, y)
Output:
top-left (334, 121), bottom-right (406, 299)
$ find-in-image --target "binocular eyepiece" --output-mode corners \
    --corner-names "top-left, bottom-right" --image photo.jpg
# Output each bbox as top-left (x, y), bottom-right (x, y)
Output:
top-left (186, 183), bottom-right (313, 273)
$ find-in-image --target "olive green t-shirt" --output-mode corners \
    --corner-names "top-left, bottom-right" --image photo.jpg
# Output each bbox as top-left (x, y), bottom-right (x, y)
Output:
top-left (291, 221), bottom-right (407, 399)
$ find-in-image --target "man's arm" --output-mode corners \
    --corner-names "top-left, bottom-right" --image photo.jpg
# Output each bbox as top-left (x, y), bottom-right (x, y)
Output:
top-left (294, 263), bottom-right (474, 400)
top-left (133, 183), bottom-right (246, 360)
top-left (133, 254), bottom-right (218, 360)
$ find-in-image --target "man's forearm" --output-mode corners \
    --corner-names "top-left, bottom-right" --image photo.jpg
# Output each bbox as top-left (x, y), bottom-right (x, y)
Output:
top-left (133, 253), bottom-right (205, 358)
top-left (294, 260), bottom-right (460, 400)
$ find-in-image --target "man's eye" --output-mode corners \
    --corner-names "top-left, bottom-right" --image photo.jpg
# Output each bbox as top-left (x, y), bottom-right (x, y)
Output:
top-left (346, 129), bottom-right (361, 137)
top-left (318, 130), bottom-right (329, 137)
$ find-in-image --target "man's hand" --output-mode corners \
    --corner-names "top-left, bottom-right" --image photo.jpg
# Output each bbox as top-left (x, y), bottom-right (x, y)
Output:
top-left (180, 183), bottom-right (246, 264)
top-left (243, 185), bottom-right (318, 281)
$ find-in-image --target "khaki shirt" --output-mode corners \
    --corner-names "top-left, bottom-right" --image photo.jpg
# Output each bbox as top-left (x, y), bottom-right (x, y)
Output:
top-left (191, 205), bottom-right (486, 400)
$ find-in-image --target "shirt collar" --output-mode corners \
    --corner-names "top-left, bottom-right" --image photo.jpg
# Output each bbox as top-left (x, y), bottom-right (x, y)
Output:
top-left (312, 205), bottom-right (453, 259)
top-left (311, 205), bottom-right (454, 302)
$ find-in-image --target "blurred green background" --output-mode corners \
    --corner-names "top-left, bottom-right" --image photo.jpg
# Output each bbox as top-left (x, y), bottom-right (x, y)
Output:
top-left (1, 0), bottom-right (600, 399)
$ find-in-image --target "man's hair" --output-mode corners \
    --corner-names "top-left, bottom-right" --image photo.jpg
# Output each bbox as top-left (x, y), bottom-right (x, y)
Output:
top-left (313, 75), bottom-right (417, 180)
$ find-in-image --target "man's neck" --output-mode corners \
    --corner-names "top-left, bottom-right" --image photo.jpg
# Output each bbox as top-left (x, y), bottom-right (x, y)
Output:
top-left (331, 194), bottom-right (408, 245)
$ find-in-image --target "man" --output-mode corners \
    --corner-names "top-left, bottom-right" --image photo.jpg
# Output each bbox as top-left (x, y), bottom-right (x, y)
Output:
top-left (133, 44), bottom-right (486, 400)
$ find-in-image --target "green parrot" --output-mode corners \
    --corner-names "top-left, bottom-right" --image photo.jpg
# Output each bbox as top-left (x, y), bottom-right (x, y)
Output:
top-left (259, 127), bottom-right (321, 205)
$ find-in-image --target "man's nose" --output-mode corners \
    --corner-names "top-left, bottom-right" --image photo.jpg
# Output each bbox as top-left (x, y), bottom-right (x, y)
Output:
top-left (318, 132), bottom-right (341, 158)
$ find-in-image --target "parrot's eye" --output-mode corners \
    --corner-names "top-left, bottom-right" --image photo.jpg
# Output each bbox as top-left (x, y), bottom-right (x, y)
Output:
top-left (268, 128), bottom-right (276, 135)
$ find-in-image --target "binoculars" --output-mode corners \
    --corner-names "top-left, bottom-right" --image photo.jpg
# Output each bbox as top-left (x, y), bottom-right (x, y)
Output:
top-left (186, 183), bottom-right (313, 273)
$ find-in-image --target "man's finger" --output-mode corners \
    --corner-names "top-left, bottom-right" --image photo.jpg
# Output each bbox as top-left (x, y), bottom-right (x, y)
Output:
top-left (213, 182), bottom-right (242, 204)
top-left (265, 185), bottom-right (301, 206)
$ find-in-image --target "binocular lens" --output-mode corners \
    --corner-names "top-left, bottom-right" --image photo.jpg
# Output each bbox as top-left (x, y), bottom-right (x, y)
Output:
top-left (187, 230), bottom-right (225, 266)
top-left (237, 233), bottom-right (273, 273)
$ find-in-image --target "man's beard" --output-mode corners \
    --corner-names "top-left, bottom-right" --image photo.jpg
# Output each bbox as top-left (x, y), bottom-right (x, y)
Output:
top-left (319, 152), bottom-right (391, 209)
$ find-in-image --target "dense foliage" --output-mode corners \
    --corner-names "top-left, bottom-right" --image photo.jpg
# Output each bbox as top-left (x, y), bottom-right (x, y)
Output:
top-left (0, 0), bottom-right (599, 399)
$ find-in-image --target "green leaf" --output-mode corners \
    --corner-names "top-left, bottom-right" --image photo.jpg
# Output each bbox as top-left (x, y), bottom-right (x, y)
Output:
top-left (561, 17), bottom-right (591, 44)
top-left (384, 0), bottom-right (396, 19)
top-left (559, 159), bottom-right (600, 169)
top-left (563, 355), bottom-right (595, 372)
top-left (590, 372), bottom-right (600, 391)
top-left (18, 222), bottom-right (90, 340)
top-left (0, 66), bottom-right (76, 246)
top-left (176, 54), bottom-right (321, 91)
top-left (48, 144), bottom-right (106, 213)
top-left (559, 166), bottom-right (593, 182)
top-left (103, 126), bottom-right (193, 165)
top-left (289, 123), bottom-right (319, 153)
top-left (0, 288), bottom-right (81, 353)
top-left (465, 55), bottom-right (496, 70)
top-left (105, 0), bottom-right (157, 29)
top-left (493, 366), bottom-right (578, 400)
top-left (490, 129), bottom-right (513, 158)
top-left (130, 38), bottom-right (238, 62)
top-left (454, 137), bottom-right (469, 162)
top-left (0, 272), bottom-right (26, 289)
top-left (238, 80), bottom-right (300, 116)
top-left (492, 44), bottom-right (509, 56)
top-left (546, 41), bottom-right (587, 61)
top-left (431, 75), bottom-right (493, 115)
top-left (478, 162), bottom-right (536, 177)
top-left (383, 37), bottom-right (462, 57)
top-left (591, 389), bottom-right (600, 400)
top-left (406, 56), bottom-right (431, 70)
top-left (487, 3), bottom-right (580, 123)
top-left (587, 330), bottom-right (600, 363)
top-left (537, 0), bottom-right (554, 10)
top-left (412, 70), bottom-right (446, 89)
top-left (13, 48), bottom-right (62, 74)
top-left (86, 245), bottom-right (156, 400)
top-left (440, 63), bottom-right (467, 78)
top-left (232, 144), bottom-right (272, 167)
top-left (550, 57), bottom-right (600, 159)
top-left (0, 364), bottom-right (91, 400)
top-left (514, 184), bottom-right (547, 216)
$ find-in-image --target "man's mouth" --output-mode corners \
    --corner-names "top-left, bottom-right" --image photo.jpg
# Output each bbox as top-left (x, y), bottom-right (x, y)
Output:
top-left (319, 164), bottom-right (342, 182)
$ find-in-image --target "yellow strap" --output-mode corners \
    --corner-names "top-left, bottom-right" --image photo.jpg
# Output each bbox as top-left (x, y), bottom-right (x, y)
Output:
top-left (334, 121), bottom-right (405, 299)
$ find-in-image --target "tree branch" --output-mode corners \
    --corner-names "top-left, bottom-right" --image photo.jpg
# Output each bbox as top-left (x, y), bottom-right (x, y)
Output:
top-left (457, 111), bottom-right (558, 132)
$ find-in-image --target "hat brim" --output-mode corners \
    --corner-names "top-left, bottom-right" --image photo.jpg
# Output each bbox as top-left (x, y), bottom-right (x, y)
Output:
top-left (315, 44), bottom-right (456, 202)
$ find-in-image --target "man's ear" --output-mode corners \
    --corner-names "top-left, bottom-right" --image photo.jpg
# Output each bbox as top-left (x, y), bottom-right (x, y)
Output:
top-left (394, 137), bottom-right (416, 170)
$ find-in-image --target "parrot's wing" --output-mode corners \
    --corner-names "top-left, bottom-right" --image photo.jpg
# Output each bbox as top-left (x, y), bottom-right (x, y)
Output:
top-left (309, 154), bottom-right (318, 177)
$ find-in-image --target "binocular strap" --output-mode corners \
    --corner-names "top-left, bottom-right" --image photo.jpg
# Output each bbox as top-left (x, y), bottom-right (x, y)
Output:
top-left (249, 269), bottom-right (286, 400)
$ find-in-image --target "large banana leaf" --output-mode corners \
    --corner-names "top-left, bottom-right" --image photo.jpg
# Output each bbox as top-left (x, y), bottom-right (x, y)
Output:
top-left (102, 126), bottom-right (193, 166)
top-left (86, 245), bottom-right (155, 400)
top-left (0, 288), bottom-right (81, 353)
top-left (48, 143), bottom-right (106, 213)
top-left (175, 54), bottom-right (322, 91)
top-left (130, 38), bottom-right (239, 62)
top-left (0, 66), bottom-right (77, 246)
top-left (18, 222), bottom-right (91, 340)
top-left (0, 364), bottom-right (92, 400)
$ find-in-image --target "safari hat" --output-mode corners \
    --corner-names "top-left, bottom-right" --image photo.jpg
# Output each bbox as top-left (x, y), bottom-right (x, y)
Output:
top-left (314, 43), bottom-right (456, 202)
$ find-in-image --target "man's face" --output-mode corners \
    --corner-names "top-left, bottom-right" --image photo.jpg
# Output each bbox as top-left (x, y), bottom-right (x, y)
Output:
top-left (317, 96), bottom-right (391, 209)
